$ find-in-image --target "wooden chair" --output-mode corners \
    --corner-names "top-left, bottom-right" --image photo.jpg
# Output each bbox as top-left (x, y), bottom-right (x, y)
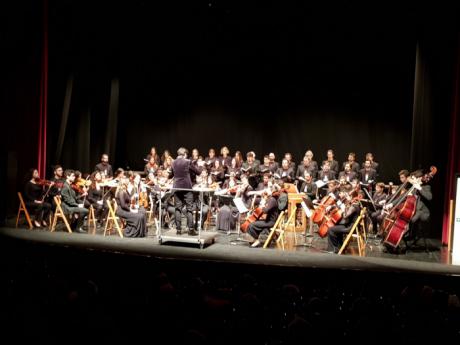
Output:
top-left (104, 199), bottom-right (124, 237)
top-left (87, 205), bottom-right (97, 235)
top-left (145, 195), bottom-right (155, 226)
top-left (263, 210), bottom-right (286, 249)
top-left (16, 192), bottom-right (33, 229)
top-left (51, 196), bottom-right (73, 233)
top-left (338, 207), bottom-right (367, 256)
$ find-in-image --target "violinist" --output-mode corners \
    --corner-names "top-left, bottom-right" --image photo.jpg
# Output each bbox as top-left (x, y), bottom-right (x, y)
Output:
top-left (60, 169), bottom-right (89, 233)
top-left (87, 171), bottom-right (108, 226)
top-left (23, 169), bottom-right (53, 227)
top-left (48, 165), bottom-right (65, 203)
top-left (245, 186), bottom-right (280, 248)
top-left (326, 184), bottom-right (361, 253)
top-left (94, 154), bottom-right (113, 178)
top-left (73, 171), bottom-right (90, 208)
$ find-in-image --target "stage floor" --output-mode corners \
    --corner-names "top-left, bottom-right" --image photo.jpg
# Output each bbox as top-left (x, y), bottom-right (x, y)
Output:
top-left (2, 219), bottom-right (458, 276)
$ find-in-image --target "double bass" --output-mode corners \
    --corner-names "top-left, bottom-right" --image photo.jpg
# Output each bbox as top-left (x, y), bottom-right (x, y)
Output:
top-left (383, 166), bottom-right (437, 248)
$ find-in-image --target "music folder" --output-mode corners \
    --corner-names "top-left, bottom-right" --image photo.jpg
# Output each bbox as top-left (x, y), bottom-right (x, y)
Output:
top-left (359, 198), bottom-right (375, 212)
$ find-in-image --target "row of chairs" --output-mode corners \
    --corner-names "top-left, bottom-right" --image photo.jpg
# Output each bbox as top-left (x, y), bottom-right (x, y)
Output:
top-left (262, 207), bottom-right (368, 255)
top-left (16, 192), bottom-right (124, 237)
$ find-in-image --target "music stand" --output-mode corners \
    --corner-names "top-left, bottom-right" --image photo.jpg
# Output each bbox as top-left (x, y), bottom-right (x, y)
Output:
top-left (230, 197), bottom-right (250, 244)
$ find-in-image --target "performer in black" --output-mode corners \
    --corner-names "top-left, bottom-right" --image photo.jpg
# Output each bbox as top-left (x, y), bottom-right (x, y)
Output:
top-left (60, 169), bottom-right (89, 233)
top-left (23, 168), bottom-right (53, 227)
top-left (95, 153), bottom-right (113, 178)
top-left (170, 147), bottom-right (203, 235)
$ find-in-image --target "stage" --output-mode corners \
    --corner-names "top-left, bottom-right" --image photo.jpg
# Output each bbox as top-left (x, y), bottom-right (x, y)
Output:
top-left (1, 221), bottom-right (457, 277)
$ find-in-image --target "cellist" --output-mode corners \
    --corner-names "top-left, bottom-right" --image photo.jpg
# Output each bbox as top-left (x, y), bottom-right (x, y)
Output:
top-left (326, 184), bottom-right (362, 253)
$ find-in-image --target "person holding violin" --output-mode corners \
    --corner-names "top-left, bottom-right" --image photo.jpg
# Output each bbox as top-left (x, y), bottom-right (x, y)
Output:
top-left (245, 187), bottom-right (280, 248)
top-left (48, 165), bottom-right (65, 205)
top-left (23, 169), bottom-right (53, 227)
top-left (115, 179), bottom-right (147, 238)
top-left (326, 184), bottom-right (361, 253)
top-left (60, 169), bottom-right (89, 233)
top-left (95, 153), bottom-right (113, 178)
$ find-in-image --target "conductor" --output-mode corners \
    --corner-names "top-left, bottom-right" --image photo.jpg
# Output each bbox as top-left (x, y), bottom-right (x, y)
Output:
top-left (170, 147), bottom-right (203, 235)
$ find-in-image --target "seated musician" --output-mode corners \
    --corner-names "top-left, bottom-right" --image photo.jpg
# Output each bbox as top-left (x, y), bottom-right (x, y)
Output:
top-left (235, 174), bottom-right (254, 208)
top-left (322, 149), bottom-right (339, 174)
top-left (115, 179), bottom-right (147, 238)
top-left (73, 171), bottom-right (91, 208)
top-left (338, 163), bottom-right (357, 183)
top-left (326, 185), bottom-right (362, 253)
top-left (60, 169), bottom-right (89, 233)
top-left (95, 153), bottom-right (113, 178)
top-left (245, 187), bottom-right (281, 248)
top-left (342, 152), bottom-right (360, 174)
top-left (370, 182), bottom-right (387, 236)
top-left (48, 165), bottom-right (65, 207)
top-left (299, 171), bottom-right (317, 202)
top-left (275, 159), bottom-right (295, 183)
top-left (23, 168), bottom-right (53, 227)
top-left (87, 171), bottom-right (108, 225)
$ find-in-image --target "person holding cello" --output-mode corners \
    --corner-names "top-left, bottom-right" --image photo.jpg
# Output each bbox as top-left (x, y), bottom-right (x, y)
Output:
top-left (326, 184), bottom-right (361, 253)
top-left (244, 185), bottom-right (280, 248)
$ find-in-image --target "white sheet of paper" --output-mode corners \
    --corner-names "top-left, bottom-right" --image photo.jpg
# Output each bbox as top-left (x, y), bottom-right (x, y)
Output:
top-left (315, 180), bottom-right (326, 188)
top-left (300, 201), bottom-right (312, 218)
top-left (233, 197), bottom-right (249, 213)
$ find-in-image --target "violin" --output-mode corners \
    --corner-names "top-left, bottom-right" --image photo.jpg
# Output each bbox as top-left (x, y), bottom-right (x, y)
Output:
top-left (34, 178), bottom-right (54, 186)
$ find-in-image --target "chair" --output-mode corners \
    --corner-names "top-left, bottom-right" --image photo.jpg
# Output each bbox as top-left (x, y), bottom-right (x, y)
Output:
top-left (50, 196), bottom-right (73, 233)
top-left (263, 210), bottom-right (286, 249)
top-left (104, 199), bottom-right (124, 237)
top-left (16, 192), bottom-right (33, 229)
top-left (87, 205), bottom-right (97, 235)
top-left (338, 207), bottom-right (367, 256)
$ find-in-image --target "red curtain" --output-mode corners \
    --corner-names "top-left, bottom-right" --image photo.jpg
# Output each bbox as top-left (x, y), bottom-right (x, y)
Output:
top-left (37, 0), bottom-right (48, 178)
top-left (442, 35), bottom-right (460, 245)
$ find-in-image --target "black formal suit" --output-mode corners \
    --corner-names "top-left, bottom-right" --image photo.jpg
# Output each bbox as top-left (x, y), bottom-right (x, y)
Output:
top-left (362, 161), bottom-right (379, 174)
top-left (342, 161), bottom-right (360, 174)
top-left (296, 162), bottom-right (318, 179)
top-left (323, 160), bottom-right (339, 174)
top-left (95, 163), bottom-right (113, 178)
top-left (359, 168), bottom-right (377, 184)
top-left (338, 171), bottom-right (357, 182)
top-left (317, 170), bottom-right (336, 182)
top-left (275, 168), bottom-right (295, 183)
top-left (299, 181), bottom-right (318, 200)
top-left (370, 191), bottom-right (387, 232)
top-left (171, 156), bottom-right (202, 231)
top-left (412, 185), bottom-right (432, 223)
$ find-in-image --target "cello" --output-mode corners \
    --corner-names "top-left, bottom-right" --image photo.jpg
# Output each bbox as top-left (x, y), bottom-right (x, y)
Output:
top-left (383, 166), bottom-right (437, 248)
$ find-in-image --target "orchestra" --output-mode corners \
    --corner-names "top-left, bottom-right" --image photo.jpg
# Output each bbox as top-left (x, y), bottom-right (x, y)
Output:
top-left (20, 146), bottom-right (434, 254)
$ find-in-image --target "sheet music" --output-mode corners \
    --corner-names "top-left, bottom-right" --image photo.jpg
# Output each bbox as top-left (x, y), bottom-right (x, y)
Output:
top-left (315, 180), bottom-right (326, 188)
top-left (300, 201), bottom-right (313, 218)
top-left (233, 197), bottom-right (249, 213)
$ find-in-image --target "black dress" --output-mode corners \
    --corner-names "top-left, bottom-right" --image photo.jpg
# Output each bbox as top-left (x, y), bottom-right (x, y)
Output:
top-left (116, 190), bottom-right (147, 238)
top-left (23, 181), bottom-right (52, 222)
